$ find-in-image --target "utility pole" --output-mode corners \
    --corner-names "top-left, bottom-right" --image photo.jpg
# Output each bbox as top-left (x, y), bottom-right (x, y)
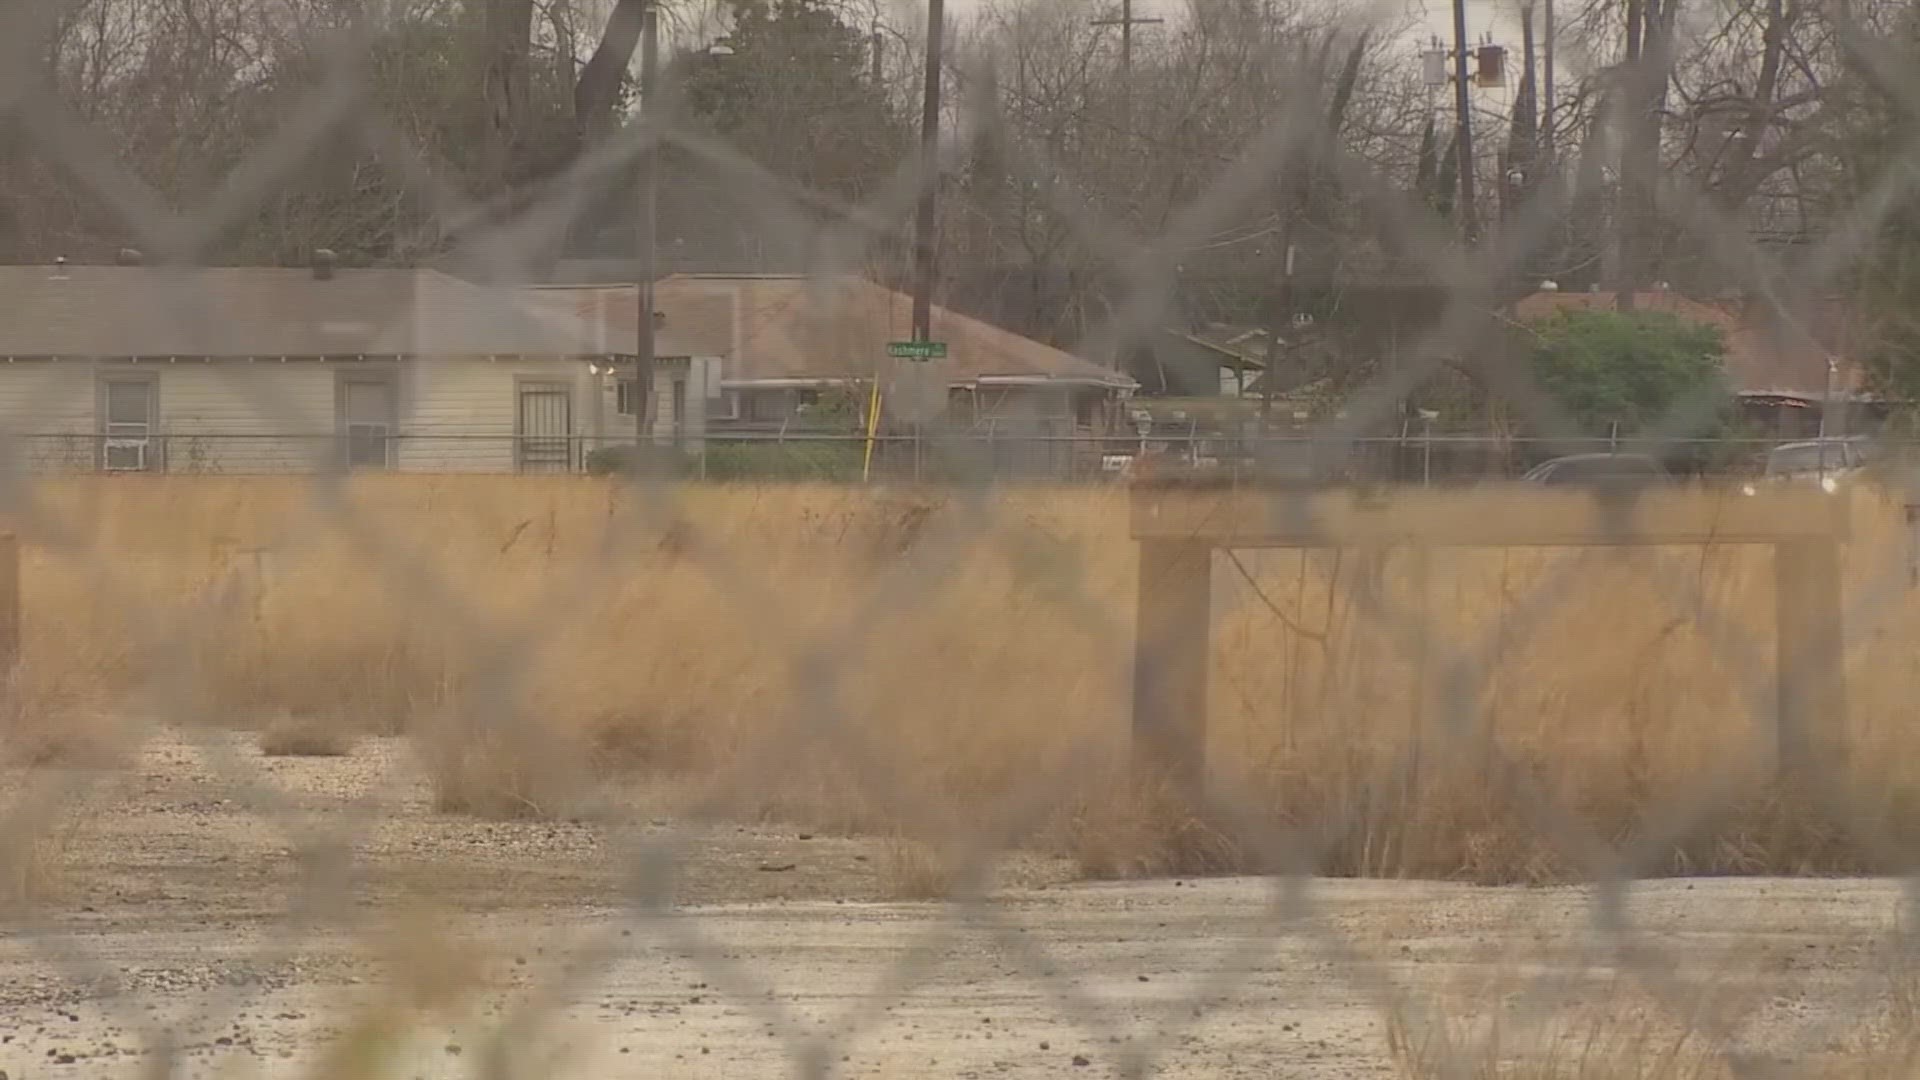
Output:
top-left (1451, 0), bottom-right (1478, 241)
top-left (912, 0), bottom-right (945, 342)
top-left (1616, 0), bottom-right (1647, 312)
top-left (1542, 0), bottom-right (1556, 154)
top-left (871, 26), bottom-right (884, 87)
top-left (1517, 4), bottom-right (1537, 209)
top-left (633, 0), bottom-right (660, 464)
top-left (1092, 0), bottom-right (1165, 138)
top-left (1260, 241), bottom-right (1295, 419)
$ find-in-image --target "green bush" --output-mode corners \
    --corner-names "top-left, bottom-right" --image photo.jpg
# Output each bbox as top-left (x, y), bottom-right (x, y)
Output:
top-left (1523, 310), bottom-right (1730, 436)
top-left (583, 445), bottom-right (697, 477)
top-left (584, 446), bottom-right (633, 476)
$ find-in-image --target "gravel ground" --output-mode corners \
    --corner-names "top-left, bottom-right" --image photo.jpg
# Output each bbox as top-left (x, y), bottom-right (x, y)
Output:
top-left (37, 729), bottom-right (981, 923)
top-left (0, 731), bottom-right (1911, 1077)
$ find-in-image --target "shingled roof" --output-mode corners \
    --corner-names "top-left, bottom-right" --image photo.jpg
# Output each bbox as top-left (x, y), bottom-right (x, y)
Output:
top-left (537, 274), bottom-right (1136, 389)
top-left (521, 286), bottom-right (716, 361)
top-left (0, 265), bottom-right (605, 358)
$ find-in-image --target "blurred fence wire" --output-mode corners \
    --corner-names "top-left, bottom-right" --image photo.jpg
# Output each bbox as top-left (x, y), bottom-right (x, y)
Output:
top-left (3, 0), bottom-right (1920, 1076)
top-left (0, 431), bottom-right (1912, 483)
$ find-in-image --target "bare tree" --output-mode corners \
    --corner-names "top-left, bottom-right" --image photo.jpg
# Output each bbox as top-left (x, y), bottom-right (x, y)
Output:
top-left (944, 0), bottom-right (1419, 352)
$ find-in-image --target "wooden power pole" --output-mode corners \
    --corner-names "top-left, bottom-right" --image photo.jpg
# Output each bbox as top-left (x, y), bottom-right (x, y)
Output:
top-left (633, 0), bottom-right (660, 463)
top-left (1092, 0), bottom-right (1165, 137)
top-left (1542, 0), bottom-right (1556, 153)
top-left (912, 0), bottom-right (945, 342)
top-left (1451, 0), bottom-right (1478, 241)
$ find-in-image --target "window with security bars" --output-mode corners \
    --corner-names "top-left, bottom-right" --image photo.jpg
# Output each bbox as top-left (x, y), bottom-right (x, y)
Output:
top-left (517, 382), bottom-right (574, 474)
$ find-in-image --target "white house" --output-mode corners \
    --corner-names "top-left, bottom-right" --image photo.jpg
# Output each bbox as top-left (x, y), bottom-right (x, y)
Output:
top-left (0, 258), bottom-right (716, 474)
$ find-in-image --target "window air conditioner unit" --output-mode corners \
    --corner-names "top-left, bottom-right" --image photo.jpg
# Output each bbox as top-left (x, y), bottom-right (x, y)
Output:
top-left (104, 439), bottom-right (148, 471)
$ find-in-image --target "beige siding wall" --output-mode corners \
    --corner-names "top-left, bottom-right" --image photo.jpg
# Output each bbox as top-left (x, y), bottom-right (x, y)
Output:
top-left (676, 358), bottom-right (714, 444)
top-left (152, 361), bottom-right (336, 473)
top-left (0, 356), bottom-right (712, 474)
top-left (586, 357), bottom-right (714, 454)
top-left (0, 361), bottom-right (95, 470)
top-left (398, 357), bottom-right (597, 473)
top-left (0, 360), bottom-right (337, 474)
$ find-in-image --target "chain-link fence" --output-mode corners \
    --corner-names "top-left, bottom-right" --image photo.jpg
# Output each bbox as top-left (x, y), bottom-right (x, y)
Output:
top-left (5, 0), bottom-right (1920, 1076)
top-left (0, 431), bottom-right (1910, 482)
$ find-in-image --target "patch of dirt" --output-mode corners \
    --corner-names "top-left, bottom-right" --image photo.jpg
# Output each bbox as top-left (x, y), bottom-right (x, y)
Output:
top-left (0, 729), bottom-right (1909, 1078)
top-left (24, 727), bottom-right (1074, 927)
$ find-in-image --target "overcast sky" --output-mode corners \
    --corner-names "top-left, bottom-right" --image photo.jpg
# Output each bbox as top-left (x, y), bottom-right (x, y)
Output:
top-left (926, 0), bottom-right (1536, 49)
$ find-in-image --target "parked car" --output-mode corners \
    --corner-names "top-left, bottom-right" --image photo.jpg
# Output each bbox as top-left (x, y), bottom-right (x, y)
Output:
top-left (1740, 438), bottom-right (1877, 496)
top-left (1520, 452), bottom-right (1672, 487)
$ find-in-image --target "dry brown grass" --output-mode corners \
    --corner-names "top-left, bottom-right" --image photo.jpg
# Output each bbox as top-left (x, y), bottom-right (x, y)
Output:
top-left (0, 656), bottom-right (117, 909)
top-left (878, 837), bottom-right (955, 900)
top-left (1386, 920), bottom-right (1920, 1080)
top-left (1062, 774), bottom-right (1246, 879)
top-left (417, 732), bottom-right (558, 820)
top-left (0, 823), bottom-right (68, 909)
top-left (0, 831), bottom-right (69, 909)
top-left (0, 769), bottom-right (95, 910)
top-left (0, 656), bottom-right (124, 770)
top-left (1387, 980), bottom-right (1920, 1080)
top-left (16, 476), bottom-right (1920, 881)
top-left (259, 710), bottom-right (354, 757)
top-left (1388, 1001), bottom-right (1724, 1080)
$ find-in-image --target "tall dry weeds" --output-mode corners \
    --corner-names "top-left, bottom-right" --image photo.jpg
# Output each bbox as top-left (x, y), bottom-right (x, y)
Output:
top-left (16, 478), bottom-right (1920, 881)
top-left (259, 709), bottom-right (355, 757)
top-left (0, 653), bottom-right (124, 770)
top-left (1387, 952), bottom-right (1920, 1080)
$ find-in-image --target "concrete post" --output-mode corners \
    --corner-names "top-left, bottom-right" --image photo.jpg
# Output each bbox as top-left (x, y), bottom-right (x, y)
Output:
top-left (1132, 538), bottom-right (1212, 792)
top-left (1774, 538), bottom-right (1847, 784)
top-left (0, 534), bottom-right (19, 669)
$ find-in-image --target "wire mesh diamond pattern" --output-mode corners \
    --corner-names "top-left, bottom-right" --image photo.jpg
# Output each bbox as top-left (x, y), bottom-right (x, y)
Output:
top-left (0, 0), bottom-right (1916, 1076)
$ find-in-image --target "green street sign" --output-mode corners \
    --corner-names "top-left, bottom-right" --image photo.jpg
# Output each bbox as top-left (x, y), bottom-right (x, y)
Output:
top-left (887, 340), bottom-right (948, 360)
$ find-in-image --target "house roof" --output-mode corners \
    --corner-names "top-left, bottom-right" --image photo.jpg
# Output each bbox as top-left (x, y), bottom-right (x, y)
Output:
top-left (517, 288), bottom-right (708, 359)
top-left (0, 265), bottom-right (608, 358)
top-left (539, 274), bottom-right (1136, 389)
top-left (1173, 324), bottom-right (1273, 371)
top-left (1511, 289), bottom-right (1865, 399)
